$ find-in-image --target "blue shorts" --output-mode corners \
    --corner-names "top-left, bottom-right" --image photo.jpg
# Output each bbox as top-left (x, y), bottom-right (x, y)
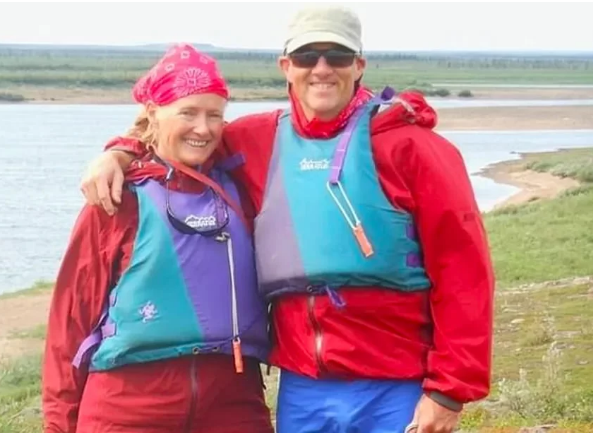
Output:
top-left (276, 370), bottom-right (423, 433)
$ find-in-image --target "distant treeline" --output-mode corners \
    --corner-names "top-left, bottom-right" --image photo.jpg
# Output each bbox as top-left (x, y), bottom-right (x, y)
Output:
top-left (3, 46), bottom-right (592, 61)
top-left (213, 50), bottom-right (593, 69)
top-left (1, 47), bottom-right (592, 95)
top-left (3, 47), bottom-right (592, 68)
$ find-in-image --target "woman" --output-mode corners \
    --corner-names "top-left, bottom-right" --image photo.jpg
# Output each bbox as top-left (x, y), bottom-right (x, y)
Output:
top-left (42, 44), bottom-right (273, 433)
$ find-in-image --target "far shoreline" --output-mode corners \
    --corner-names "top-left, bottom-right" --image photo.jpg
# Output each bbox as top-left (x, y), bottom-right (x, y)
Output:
top-left (3, 84), bottom-right (593, 105)
top-left (476, 148), bottom-right (590, 210)
top-left (2, 86), bottom-right (592, 131)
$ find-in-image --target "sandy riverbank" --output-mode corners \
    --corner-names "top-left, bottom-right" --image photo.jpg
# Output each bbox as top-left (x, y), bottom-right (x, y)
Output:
top-left (437, 105), bottom-right (592, 130)
top-left (5, 85), bottom-right (593, 104)
top-left (483, 167), bottom-right (581, 209)
top-left (0, 291), bottom-right (50, 358)
top-left (437, 86), bottom-right (593, 101)
top-left (477, 152), bottom-right (586, 210)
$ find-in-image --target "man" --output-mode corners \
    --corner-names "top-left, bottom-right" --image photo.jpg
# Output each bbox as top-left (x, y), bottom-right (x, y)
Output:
top-left (80, 6), bottom-right (494, 433)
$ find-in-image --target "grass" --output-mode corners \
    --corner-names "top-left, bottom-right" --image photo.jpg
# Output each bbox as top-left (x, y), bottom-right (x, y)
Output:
top-left (485, 185), bottom-right (593, 288)
top-left (0, 281), bottom-right (53, 301)
top-left (524, 149), bottom-right (593, 184)
top-left (9, 325), bottom-right (47, 341)
top-left (0, 92), bottom-right (25, 102)
top-left (484, 148), bottom-right (593, 288)
top-left (0, 354), bottom-right (43, 433)
top-left (459, 147), bottom-right (593, 431)
top-left (1, 48), bottom-right (592, 102)
top-left (4, 62), bottom-right (591, 88)
top-left (457, 283), bottom-right (593, 431)
top-left (0, 148), bottom-right (592, 432)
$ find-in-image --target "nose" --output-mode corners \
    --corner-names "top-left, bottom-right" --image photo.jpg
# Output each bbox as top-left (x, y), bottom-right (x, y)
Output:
top-left (311, 56), bottom-right (333, 76)
top-left (191, 115), bottom-right (211, 136)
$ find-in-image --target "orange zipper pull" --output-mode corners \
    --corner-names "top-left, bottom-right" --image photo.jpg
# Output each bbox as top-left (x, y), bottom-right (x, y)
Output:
top-left (353, 223), bottom-right (374, 258)
top-left (233, 338), bottom-right (243, 373)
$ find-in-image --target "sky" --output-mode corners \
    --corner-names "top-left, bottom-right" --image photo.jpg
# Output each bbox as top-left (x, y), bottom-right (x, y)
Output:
top-left (0, 1), bottom-right (592, 52)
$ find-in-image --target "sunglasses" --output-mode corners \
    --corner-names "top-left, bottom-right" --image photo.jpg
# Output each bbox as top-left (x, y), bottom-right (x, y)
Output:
top-left (289, 49), bottom-right (358, 69)
top-left (164, 167), bottom-right (230, 237)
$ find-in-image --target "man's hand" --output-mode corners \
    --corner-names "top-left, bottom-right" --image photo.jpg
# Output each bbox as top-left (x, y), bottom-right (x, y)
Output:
top-left (407, 394), bottom-right (461, 433)
top-left (79, 151), bottom-right (132, 216)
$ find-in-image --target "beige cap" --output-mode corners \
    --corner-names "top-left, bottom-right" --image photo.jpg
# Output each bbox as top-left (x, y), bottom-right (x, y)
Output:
top-left (283, 6), bottom-right (362, 54)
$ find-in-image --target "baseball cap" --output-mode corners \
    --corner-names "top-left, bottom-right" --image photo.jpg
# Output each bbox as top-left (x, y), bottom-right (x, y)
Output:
top-left (283, 6), bottom-right (362, 54)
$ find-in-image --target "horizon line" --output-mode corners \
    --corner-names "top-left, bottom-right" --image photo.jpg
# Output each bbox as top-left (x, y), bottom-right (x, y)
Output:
top-left (1, 42), bottom-right (592, 55)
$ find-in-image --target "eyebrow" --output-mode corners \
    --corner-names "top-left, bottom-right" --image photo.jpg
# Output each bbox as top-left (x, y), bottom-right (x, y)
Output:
top-left (177, 106), bottom-right (222, 113)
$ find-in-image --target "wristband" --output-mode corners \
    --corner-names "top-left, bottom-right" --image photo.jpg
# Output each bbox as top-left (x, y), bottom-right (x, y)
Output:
top-left (426, 391), bottom-right (463, 412)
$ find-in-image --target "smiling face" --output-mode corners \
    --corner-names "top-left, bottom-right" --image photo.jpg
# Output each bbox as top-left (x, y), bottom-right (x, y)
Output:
top-left (148, 93), bottom-right (226, 167)
top-left (279, 42), bottom-right (366, 121)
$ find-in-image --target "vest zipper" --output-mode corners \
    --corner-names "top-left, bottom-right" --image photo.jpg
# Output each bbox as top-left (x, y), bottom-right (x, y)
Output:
top-left (307, 295), bottom-right (325, 373)
top-left (184, 230), bottom-right (237, 432)
top-left (217, 231), bottom-right (243, 373)
top-left (184, 357), bottom-right (198, 433)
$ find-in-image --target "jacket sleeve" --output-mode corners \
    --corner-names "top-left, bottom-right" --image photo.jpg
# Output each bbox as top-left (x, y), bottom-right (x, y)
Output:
top-left (404, 129), bottom-right (495, 405)
top-left (104, 136), bottom-right (147, 157)
top-left (42, 199), bottom-right (136, 432)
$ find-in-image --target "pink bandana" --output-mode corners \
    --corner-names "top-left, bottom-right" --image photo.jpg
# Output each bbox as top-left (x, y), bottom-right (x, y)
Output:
top-left (132, 43), bottom-right (229, 105)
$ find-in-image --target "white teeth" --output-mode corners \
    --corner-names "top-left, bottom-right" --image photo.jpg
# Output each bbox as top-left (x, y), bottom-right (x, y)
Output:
top-left (311, 83), bottom-right (334, 90)
top-left (185, 139), bottom-right (208, 148)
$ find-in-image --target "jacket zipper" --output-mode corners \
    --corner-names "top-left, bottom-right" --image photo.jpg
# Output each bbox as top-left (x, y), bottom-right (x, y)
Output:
top-left (184, 357), bottom-right (198, 433)
top-left (307, 295), bottom-right (325, 373)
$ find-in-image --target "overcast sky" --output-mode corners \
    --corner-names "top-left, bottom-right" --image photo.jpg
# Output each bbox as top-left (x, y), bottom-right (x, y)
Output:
top-left (1, 1), bottom-right (592, 51)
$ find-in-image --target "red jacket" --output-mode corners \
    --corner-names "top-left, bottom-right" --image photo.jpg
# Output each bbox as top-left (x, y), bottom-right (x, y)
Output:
top-left (42, 167), bottom-right (270, 433)
top-left (107, 92), bottom-right (495, 405)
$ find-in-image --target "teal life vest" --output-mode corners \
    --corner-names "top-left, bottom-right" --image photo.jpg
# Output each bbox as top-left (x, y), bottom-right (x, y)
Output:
top-left (73, 160), bottom-right (269, 371)
top-left (254, 93), bottom-right (431, 302)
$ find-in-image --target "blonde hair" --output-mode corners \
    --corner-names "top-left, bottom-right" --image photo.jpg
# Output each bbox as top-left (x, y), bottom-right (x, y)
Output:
top-left (125, 107), bottom-right (158, 151)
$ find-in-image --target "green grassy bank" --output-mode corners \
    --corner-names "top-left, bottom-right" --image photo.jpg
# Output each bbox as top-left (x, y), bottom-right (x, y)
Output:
top-left (1, 48), bottom-right (592, 102)
top-left (1, 148), bottom-right (592, 432)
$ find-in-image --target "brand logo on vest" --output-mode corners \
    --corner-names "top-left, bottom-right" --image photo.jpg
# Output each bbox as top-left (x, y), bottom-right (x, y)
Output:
top-left (300, 158), bottom-right (330, 171)
top-left (184, 214), bottom-right (217, 229)
top-left (139, 301), bottom-right (158, 323)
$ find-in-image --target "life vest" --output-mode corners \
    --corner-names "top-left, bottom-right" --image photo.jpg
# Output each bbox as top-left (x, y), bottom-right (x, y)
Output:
top-left (73, 160), bottom-right (269, 372)
top-left (254, 94), bottom-right (431, 303)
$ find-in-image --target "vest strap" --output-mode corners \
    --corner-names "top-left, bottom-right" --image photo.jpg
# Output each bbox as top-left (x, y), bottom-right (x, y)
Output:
top-left (72, 311), bottom-right (116, 368)
top-left (217, 153), bottom-right (246, 172)
top-left (72, 330), bottom-right (102, 368)
top-left (329, 87), bottom-right (396, 185)
top-left (167, 159), bottom-right (253, 233)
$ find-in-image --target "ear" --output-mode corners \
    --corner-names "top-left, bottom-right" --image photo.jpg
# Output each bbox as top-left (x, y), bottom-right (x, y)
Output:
top-left (145, 101), bottom-right (158, 123)
top-left (277, 55), bottom-right (291, 81)
top-left (354, 56), bottom-right (366, 81)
